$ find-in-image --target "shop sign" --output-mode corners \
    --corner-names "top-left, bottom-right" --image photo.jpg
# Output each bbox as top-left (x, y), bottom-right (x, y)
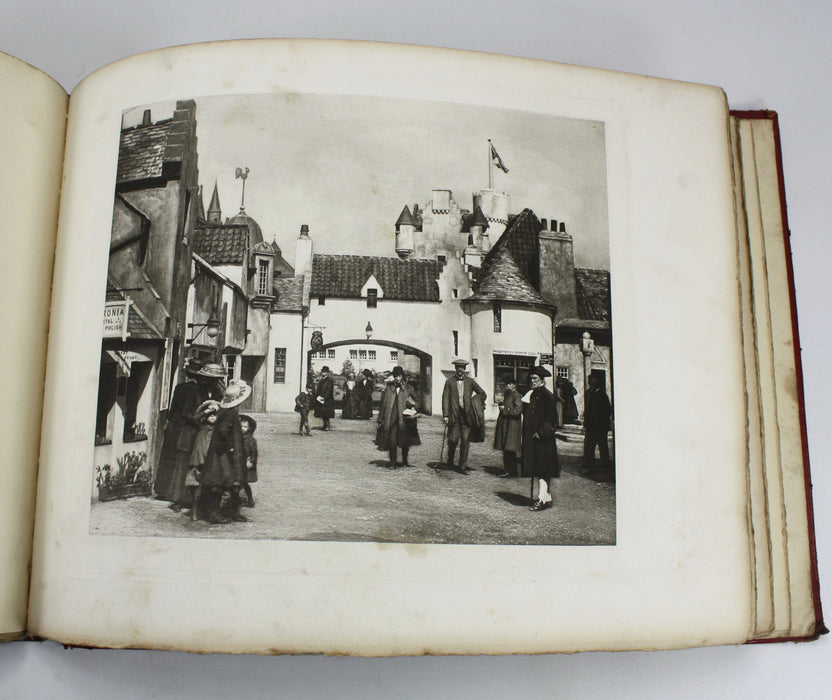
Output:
top-left (103, 300), bottom-right (131, 340)
top-left (539, 353), bottom-right (554, 364)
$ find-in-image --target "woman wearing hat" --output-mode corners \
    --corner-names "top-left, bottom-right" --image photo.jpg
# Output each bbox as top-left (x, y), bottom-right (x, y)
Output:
top-left (155, 360), bottom-right (225, 507)
top-left (357, 369), bottom-right (375, 420)
top-left (198, 379), bottom-right (252, 523)
top-left (522, 366), bottom-right (560, 511)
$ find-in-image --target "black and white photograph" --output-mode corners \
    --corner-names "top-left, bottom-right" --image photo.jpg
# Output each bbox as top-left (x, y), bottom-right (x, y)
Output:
top-left (91, 93), bottom-right (615, 544)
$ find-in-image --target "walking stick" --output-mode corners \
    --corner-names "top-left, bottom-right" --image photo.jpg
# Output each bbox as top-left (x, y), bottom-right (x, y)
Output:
top-left (438, 424), bottom-right (447, 469)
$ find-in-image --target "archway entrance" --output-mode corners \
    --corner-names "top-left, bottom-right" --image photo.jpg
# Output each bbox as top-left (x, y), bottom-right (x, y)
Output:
top-left (306, 339), bottom-right (433, 415)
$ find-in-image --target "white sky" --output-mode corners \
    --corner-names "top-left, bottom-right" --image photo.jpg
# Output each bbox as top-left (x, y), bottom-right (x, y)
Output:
top-left (123, 93), bottom-right (610, 269)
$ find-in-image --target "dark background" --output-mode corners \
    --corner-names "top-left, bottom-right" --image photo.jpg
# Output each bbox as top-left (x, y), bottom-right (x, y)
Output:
top-left (1, 1), bottom-right (830, 696)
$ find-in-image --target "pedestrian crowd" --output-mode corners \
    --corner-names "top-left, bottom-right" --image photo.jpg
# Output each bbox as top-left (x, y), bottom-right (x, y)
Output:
top-left (153, 356), bottom-right (612, 523)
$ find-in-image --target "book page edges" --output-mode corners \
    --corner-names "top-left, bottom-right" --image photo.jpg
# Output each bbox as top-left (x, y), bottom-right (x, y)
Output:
top-left (30, 40), bottom-right (751, 653)
top-left (0, 52), bottom-right (68, 637)
top-left (732, 111), bottom-right (825, 641)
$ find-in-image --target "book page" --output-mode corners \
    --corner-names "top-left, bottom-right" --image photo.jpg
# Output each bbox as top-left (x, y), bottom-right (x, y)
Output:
top-left (30, 40), bottom-right (752, 654)
top-left (0, 53), bottom-right (67, 639)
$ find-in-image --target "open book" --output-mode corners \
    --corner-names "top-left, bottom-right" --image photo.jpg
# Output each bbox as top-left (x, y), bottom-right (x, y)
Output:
top-left (0, 39), bottom-right (823, 654)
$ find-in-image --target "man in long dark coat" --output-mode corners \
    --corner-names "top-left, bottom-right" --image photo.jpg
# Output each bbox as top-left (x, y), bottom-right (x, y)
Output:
top-left (376, 366), bottom-right (421, 469)
top-left (583, 373), bottom-right (613, 481)
top-left (442, 359), bottom-right (487, 473)
top-left (357, 369), bottom-right (375, 419)
top-left (494, 379), bottom-right (523, 478)
top-left (522, 366), bottom-right (559, 511)
top-left (314, 366), bottom-right (335, 430)
top-left (155, 360), bottom-right (224, 505)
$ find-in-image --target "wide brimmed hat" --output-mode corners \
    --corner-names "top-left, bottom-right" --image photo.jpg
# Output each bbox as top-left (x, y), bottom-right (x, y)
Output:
top-left (238, 414), bottom-right (257, 433)
top-left (451, 358), bottom-right (469, 368)
top-left (183, 358), bottom-right (204, 376)
top-left (194, 399), bottom-right (220, 421)
top-left (530, 366), bottom-right (552, 379)
top-left (220, 379), bottom-right (251, 408)
top-left (362, 369), bottom-right (373, 378)
top-left (196, 362), bottom-right (227, 379)
top-left (321, 366), bottom-right (331, 373)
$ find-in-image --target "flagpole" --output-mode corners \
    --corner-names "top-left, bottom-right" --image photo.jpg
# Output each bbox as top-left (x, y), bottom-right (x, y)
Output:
top-left (488, 139), bottom-right (493, 190)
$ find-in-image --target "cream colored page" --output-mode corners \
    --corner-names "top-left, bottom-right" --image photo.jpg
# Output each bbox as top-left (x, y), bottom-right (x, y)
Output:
top-left (30, 40), bottom-right (751, 653)
top-left (730, 117), bottom-right (773, 637)
top-left (0, 53), bottom-right (67, 637)
top-left (748, 119), bottom-right (816, 637)
top-left (737, 119), bottom-right (792, 636)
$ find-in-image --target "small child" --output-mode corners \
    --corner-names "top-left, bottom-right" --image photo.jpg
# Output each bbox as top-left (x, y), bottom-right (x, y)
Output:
top-left (294, 383), bottom-right (314, 436)
top-left (239, 414), bottom-right (258, 507)
top-left (188, 399), bottom-right (220, 521)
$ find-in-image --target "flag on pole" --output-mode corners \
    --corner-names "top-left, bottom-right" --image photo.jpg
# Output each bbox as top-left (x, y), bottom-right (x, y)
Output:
top-left (490, 143), bottom-right (509, 173)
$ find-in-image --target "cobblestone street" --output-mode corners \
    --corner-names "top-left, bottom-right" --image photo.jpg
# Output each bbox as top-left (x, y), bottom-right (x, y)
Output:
top-left (90, 412), bottom-right (615, 545)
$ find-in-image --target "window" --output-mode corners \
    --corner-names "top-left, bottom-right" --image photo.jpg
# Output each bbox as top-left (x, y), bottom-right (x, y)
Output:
top-left (493, 354), bottom-right (535, 398)
top-left (328, 348), bottom-right (335, 359)
top-left (367, 289), bottom-right (378, 308)
top-left (226, 355), bottom-right (236, 384)
top-left (318, 295), bottom-right (326, 305)
top-left (437, 254), bottom-right (446, 263)
top-left (257, 258), bottom-right (270, 295)
top-left (368, 350), bottom-right (376, 361)
top-left (556, 366), bottom-right (570, 379)
top-left (274, 347), bottom-right (286, 383)
top-left (452, 288), bottom-right (459, 298)
top-left (358, 349), bottom-right (368, 360)
top-left (349, 349), bottom-right (358, 359)
top-left (390, 350), bottom-right (399, 362)
top-left (452, 330), bottom-right (459, 356)
top-left (493, 303), bottom-right (502, 332)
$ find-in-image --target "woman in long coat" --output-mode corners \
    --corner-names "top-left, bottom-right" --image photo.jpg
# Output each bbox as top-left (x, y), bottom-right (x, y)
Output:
top-left (493, 379), bottom-right (523, 477)
top-left (155, 360), bottom-right (224, 507)
top-left (341, 372), bottom-right (360, 419)
top-left (358, 369), bottom-right (375, 419)
top-left (375, 367), bottom-right (421, 469)
top-left (198, 379), bottom-right (251, 523)
top-left (522, 367), bottom-right (559, 511)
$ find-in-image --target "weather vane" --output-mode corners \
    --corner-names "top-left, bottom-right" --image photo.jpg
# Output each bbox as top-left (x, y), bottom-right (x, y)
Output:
top-left (235, 166), bottom-right (249, 213)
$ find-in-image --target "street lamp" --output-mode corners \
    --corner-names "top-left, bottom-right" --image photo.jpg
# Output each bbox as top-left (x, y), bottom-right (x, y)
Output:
top-left (187, 310), bottom-right (221, 344)
top-left (581, 331), bottom-right (594, 415)
top-left (365, 322), bottom-right (373, 340)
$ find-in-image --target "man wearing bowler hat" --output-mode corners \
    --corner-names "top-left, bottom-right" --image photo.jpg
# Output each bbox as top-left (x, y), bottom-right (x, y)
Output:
top-left (314, 366), bottom-right (335, 431)
top-left (442, 358), bottom-right (487, 473)
top-left (522, 366), bottom-right (559, 511)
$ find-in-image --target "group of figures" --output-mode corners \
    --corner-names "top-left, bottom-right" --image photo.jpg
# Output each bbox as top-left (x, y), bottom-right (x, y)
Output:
top-left (154, 360), bottom-right (259, 524)
top-left (293, 366), bottom-right (375, 434)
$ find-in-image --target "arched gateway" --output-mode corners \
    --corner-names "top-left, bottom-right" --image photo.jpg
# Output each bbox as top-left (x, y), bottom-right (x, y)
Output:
top-left (307, 338), bottom-right (433, 415)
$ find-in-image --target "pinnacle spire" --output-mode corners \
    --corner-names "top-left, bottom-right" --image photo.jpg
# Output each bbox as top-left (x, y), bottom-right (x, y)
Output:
top-left (207, 182), bottom-right (221, 223)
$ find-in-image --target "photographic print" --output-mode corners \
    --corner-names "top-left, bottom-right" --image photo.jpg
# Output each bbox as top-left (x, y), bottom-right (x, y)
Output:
top-left (91, 93), bottom-right (614, 545)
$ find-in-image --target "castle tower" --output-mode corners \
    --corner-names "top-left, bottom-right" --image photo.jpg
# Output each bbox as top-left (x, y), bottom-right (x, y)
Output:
top-left (473, 188), bottom-right (508, 243)
top-left (469, 205), bottom-right (490, 253)
top-left (395, 205), bottom-right (416, 259)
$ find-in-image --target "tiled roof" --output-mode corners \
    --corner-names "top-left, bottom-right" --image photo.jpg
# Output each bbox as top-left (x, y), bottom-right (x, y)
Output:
top-left (192, 225), bottom-right (249, 265)
top-left (272, 276), bottom-right (305, 312)
top-left (575, 268), bottom-right (611, 322)
top-left (483, 208), bottom-right (541, 289)
top-left (310, 255), bottom-right (443, 301)
top-left (116, 121), bottom-right (172, 183)
top-left (467, 246), bottom-right (552, 308)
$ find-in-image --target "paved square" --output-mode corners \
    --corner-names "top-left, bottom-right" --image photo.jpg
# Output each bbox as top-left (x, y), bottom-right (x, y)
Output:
top-left (91, 413), bottom-right (615, 545)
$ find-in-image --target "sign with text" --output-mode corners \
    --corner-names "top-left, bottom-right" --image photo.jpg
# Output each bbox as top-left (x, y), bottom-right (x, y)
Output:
top-left (103, 300), bottom-right (131, 341)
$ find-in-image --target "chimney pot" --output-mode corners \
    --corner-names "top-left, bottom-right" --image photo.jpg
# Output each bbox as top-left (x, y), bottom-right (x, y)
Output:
top-left (560, 222), bottom-right (567, 233)
top-left (551, 219), bottom-right (558, 231)
top-left (141, 109), bottom-right (152, 126)
top-left (540, 218), bottom-right (548, 231)
top-left (301, 224), bottom-right (309, 234)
